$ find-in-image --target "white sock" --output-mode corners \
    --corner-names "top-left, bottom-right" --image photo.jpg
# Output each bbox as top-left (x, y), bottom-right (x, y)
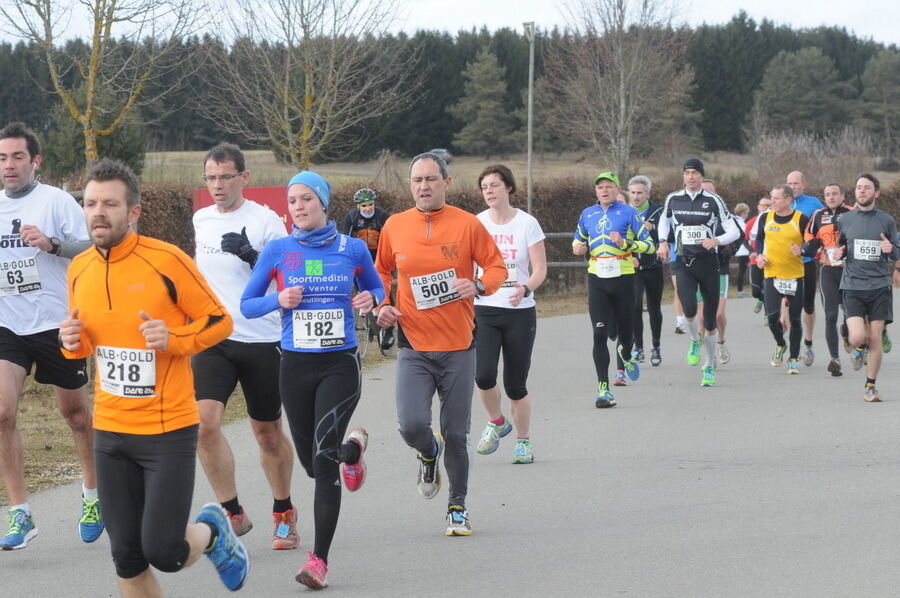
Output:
top-left (703, 333), bottom-right (717, 367)
top-left (83, 485), bottom-right (98, 502)
top-left (10, 503), bottom-right (30, 515)
top-left (676, 315), bottom-right (686, 327)
top-left (686, 318), bottom-right (700, 341)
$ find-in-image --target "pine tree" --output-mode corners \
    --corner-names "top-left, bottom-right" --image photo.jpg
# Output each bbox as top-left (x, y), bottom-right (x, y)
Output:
top-left (447, 47), bottom-right (520, 158)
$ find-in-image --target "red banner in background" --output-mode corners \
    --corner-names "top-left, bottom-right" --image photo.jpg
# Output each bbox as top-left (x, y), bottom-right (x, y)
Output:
top-left (192, 187), bottom-right (291, 233)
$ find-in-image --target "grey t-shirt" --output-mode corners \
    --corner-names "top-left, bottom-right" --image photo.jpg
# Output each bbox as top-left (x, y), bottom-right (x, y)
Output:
top-left (836, 207), bottom-right (899, 291)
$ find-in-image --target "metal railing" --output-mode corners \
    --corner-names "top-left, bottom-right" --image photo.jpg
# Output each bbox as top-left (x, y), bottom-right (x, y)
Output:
top-left (545, 232), bottom-right (585, 268)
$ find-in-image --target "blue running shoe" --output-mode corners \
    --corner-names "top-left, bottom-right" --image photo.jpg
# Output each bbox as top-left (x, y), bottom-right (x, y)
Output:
top-left (595, 382), bottom-right (616, 408)
top-left (618, 345), bottom-right (640, 381)
top-left (196, 503), bottom-right (250, 591)
top-left (1, 508), bottom-right (38, 550)
top-left (79, 496), bottom-right (104, 543)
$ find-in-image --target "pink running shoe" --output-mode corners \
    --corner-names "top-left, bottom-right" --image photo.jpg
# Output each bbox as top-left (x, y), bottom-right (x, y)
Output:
top-left (229, 507), bottom-right (253, 537)
top-left (296, 551), bottom-right (328, 588)
top-left (340, 428), bottom-right (368, 492)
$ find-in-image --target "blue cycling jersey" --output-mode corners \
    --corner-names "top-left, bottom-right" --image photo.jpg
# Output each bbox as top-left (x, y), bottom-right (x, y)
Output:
top-left (240, 233), bottom-right (384, 353)
top-left (574, 202), bottom-right (653, 276)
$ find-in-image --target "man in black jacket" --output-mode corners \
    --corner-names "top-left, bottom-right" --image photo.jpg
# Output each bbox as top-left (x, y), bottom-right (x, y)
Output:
top-left (628, 175), bottom-right (664, 367)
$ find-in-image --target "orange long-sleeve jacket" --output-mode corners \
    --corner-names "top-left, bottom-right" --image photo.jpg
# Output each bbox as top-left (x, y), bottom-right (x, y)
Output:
top-left (375, 204), bottom-right (507, 351)
top-left (63, 232), bottom-right (232, 434)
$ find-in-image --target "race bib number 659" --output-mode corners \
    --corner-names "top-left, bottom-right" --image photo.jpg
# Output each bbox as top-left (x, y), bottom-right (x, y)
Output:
top-left (854, 239), bottom-right (882, 261)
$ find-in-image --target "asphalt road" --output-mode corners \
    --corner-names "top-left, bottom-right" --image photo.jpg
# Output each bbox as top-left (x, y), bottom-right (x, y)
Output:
top-left (3, 294), bottom-right (899, 597)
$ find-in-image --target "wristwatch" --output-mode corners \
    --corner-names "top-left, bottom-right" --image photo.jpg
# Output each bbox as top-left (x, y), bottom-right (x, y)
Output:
top-left (523, 285), bottom-right (532, 297)
top-left (48, 237), bottom-right (61, 255)
top-left (474, 279), bottom-right (487, 295)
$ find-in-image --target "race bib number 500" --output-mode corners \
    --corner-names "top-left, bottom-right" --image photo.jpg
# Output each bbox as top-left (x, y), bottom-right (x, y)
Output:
top-left (410, 268), bottom-right (460, 310)
top-left (0, 257), bottom-right (41, 296)
top-left (292, 308), bottom-right (345, 349)
top-left (96, 346), bottom-right (156, 398)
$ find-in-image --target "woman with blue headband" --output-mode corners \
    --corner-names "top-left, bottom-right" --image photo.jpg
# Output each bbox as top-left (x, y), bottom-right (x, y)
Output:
top-left (241, 170), bottom-right (384, 589)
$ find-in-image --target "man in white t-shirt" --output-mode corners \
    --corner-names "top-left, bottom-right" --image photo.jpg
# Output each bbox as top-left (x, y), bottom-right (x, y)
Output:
top-left (192, 143), bottom-right (298, 549)
top-left (0, 122), bottom-right (101, 550)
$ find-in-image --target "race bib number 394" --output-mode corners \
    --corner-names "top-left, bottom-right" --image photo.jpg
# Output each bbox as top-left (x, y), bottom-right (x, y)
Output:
top-left (854, 239), bottom-right (881, 261)
top-left (96, 346), bottom-right (156, 398)
top-left (410, 268), bottom-right (460, 310)
top-left (0, 257), bottom-right (41, 296)
top-left (292, 308), bottom-right (345, 349)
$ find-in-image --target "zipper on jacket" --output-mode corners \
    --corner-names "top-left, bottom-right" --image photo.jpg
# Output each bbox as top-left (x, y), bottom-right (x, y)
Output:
top-left (425, 213), bottom-right (431, 239)
top-left (104, 254), bottom-right (112, 310)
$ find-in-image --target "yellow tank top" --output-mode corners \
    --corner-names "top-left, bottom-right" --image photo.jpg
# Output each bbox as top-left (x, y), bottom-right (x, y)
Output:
top-left (762, 210), bottom-right (804, 279)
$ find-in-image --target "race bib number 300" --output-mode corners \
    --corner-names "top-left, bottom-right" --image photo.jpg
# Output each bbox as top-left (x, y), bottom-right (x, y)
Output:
top-left (854, 239), bottom-right (882, 261)
top-left (410, 268), bottom-right (460, 310)
top-left (0, 257), bottom-right (41, 296)
top-left (292, 309), bottom-right (345, 349)
top-left (96, 346), bottom-right (156, 398)
top-left (680, 225), bottom-right (707, 246)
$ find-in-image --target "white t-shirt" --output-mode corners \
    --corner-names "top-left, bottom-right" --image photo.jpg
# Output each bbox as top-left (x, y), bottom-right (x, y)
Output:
top-left (474, 208), bottom-right (545, 310)
top-left (194, 200), bottom-right (286, 342)
top-left (0, 183), bottom-right (88, 335)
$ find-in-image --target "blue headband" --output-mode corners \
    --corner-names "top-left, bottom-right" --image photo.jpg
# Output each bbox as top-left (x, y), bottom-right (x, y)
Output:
top-left (287, 171), bottom-right (331, 211)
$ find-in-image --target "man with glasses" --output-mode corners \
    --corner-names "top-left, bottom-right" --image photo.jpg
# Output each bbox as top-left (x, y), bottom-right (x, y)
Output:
top-left (191, 143), bottom-right (298, 549)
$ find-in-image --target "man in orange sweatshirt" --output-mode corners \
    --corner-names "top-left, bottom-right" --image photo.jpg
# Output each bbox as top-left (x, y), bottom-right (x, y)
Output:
top-left (59, 159), bottom-right (248, 597)
top-left (376, 152), bottom-right (506, 536)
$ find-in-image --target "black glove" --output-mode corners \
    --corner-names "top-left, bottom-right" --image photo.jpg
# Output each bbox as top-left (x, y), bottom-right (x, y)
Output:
top-left (221, 227), bottom-right (259, 267)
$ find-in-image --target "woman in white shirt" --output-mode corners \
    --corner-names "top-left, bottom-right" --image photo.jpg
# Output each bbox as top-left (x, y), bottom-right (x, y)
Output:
top-left (472, 165), bottom-right (547, 464)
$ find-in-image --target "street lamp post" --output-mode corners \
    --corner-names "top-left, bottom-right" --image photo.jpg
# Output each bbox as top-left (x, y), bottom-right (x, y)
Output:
top-left (523, 21), bottom-right (535, 214)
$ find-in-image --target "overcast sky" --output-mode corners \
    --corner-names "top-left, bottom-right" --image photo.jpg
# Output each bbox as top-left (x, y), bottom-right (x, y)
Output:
top-left (1, 0), bottom-right (897, 46)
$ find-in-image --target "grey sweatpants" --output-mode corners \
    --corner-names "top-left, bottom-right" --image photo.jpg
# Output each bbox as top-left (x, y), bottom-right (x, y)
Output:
top-left (395, 347), bottom-right (474, 507)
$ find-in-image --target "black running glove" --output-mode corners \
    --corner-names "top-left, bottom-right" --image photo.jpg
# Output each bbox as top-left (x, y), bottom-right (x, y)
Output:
top-left (221, 227), bottom-right (259, 267)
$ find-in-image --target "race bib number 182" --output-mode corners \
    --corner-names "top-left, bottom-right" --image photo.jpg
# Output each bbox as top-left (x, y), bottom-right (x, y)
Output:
top-left (292, 309), bottom-right (345, 349)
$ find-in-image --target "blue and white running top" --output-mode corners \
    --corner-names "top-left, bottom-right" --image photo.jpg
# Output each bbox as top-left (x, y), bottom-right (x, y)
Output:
top-left (240, 233), bottom-right (384, 353)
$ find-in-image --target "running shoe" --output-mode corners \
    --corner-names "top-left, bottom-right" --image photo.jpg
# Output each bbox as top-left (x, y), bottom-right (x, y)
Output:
top-left (882, 329), bottom-right (892, 353)
top-left (803, 346), bottom-right (815, 367)
top-left (1, 508), bottom-right (37, 550)
top-left (632, 348), bottom-right (645, 363)
top-left (700, 366), bottom-right (715, 387)
top-left (512, 438), bottom-right (534, 464)
top-left (686, 340), bottom-right (702, 366)
top-left (737, 290), bottom-right (748, 298)
top-left (417, 433), bottom-right (443, 499)
top-left (228, 506), bottom-right (253, 537)
top-left (595, 382), bottom-right (616, 408)
top-left (674, 319), bottom-right (686, 334)
top-left (827, 359), bottom-right (842, 377)
top-left (863, 384), bottom-right (881, 403)
top-left (770, 345), bottom-right (785, 367)
top-left (716, 343), bottom-right (731, 366)
top-left (196, 503), bottom-right (250, 591)
top-left (618, 346), bottom-right (640, 381)
top-left (851, 347), bottom-right (865, 371)
top-left (613, 370), bottom-right (627, 386)
top-left (79, 496), bottom-right (104, 543)
top-left (476, 419), bottom-right (512, 455)
top-left (381, 326), bottom-right (395, 351)
top-left (445, 505), bottom-right (472, 536)
top-left (341, 427), bottom-right (368, 491)
top-left (753, 299), bottom-right (763, 313)
top-left (272, 507), bottom-right (300, 550)
top-left (296, 551), bottom-right (328, 589)
top-left (787, 359), bottom-right (800, 374)
top-left (650, 346), bottom-right (662, 367)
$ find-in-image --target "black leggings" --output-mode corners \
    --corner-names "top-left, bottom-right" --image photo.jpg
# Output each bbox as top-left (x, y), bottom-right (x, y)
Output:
top-left (474, 306), bottom-right (536, 400)
top-left (764, 277), bottom-right (804, 359)
top-left (736, 256), bottom-right (749, 292)
top-left (633, 268), bottom-right (663, 350)
top-left (280, 348), bottom-right (361, 563)
top-left (750, 264), bottom-right (764, 301)
top-left (803, 260), bottom-right (818, 314)
top-left (587, 273), bottom-right (634, 383)
top-left (675, 256), bottom-right (720, 331)
top-left (819, 265), bottom-right (846, 359)
top-left (94, 426), bottom-right (197, 579)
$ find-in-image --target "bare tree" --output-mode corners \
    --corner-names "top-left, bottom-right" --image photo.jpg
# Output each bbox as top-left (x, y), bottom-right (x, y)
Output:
top-left (200, 0), bottom-right (421, 170)
top-left (545, 0), bottom-right (694, 179)
top-left (0, 0), bottom-right (201, 165)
